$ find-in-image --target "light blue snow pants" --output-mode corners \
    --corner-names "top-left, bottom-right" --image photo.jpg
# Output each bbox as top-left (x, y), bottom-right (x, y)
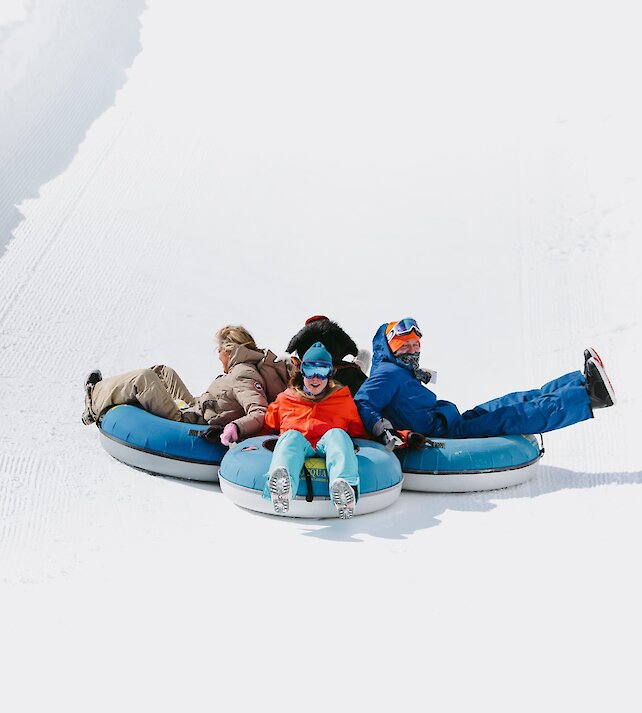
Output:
top-left (261, 429), bottom-right (359, 501)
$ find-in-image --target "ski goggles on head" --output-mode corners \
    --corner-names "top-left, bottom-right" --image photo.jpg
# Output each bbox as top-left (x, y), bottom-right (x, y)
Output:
top-left (386, 318), bottom-right (422, 342)
top-left (300, 360), bottom-right (334, 379)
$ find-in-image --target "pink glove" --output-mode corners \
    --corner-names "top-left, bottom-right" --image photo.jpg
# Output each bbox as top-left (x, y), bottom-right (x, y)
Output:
top-left (220, 422), bottom-right (239, 447)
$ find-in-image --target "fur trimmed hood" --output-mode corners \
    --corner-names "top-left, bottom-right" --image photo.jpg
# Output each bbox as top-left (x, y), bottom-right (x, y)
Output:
top-left (286, 318), bottom-right (359, 362)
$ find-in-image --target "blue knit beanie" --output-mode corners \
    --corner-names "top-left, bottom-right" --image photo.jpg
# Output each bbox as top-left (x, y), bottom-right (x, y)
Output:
top-left (301, 341), bottom-right (333, 364)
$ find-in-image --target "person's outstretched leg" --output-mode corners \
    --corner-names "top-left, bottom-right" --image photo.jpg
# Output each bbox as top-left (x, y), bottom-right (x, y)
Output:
top-left (468, 371), bottom-right (583, 415)
top-left (316, 428), bottom-right (359, 519)
top-left (90, 368), bottom-right (183, 422)
top-left (150, 365), bottom-right (194, 403)
top-left (453, 371), bottom-right (593, 437)
top-left (262, 429), bottom-right (314, 514)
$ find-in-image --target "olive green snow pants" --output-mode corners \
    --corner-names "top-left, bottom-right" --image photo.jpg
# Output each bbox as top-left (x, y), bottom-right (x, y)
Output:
top-left (90, 365), bottom-right (194, 421)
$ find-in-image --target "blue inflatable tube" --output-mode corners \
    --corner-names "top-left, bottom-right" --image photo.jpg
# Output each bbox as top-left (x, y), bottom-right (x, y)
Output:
top-left (396, 434), bottom-right (543, 492)
top-left (98, 405), bottom-right (227, 481)
top-left (219, 436), bottom-right (403, 518)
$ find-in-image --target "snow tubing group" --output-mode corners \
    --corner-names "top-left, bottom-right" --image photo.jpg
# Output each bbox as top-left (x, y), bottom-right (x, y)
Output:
top-left (98, 405), bottom-right (544, 511)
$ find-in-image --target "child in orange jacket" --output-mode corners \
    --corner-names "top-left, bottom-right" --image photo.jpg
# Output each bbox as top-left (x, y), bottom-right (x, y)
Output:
top-left (262, 342), bottom-right (368, 518)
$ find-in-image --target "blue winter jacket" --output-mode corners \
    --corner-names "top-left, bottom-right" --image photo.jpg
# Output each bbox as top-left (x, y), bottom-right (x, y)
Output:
top-left (354, 324), bottom-right (461, 435)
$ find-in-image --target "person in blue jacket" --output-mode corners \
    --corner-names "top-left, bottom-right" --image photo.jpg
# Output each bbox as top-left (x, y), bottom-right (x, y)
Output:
top-left (354, 318), bottom-right (616, 445)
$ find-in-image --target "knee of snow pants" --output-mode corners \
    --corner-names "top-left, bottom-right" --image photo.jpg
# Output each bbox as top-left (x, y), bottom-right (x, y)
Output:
top-left (315, 428), bottom-right (360, 490)
top-left (262, 429), bottom-right (315, 500)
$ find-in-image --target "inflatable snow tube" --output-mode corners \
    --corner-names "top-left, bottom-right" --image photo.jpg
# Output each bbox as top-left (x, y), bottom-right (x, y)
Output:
top-left (219, 436), bottom-right (403, 518)
top-left (397, 434), bottom-right (543, 493)
top-left (98, 405), bottom-right (227, 482)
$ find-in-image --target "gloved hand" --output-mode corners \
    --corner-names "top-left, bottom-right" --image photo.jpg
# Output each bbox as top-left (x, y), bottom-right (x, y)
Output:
top-left (372, 418), bottom-right (393, 438)
top-left (372, 418), bottom-right (403, 451)
top-left (220, 422), bottom-right (239, 447)
top-left (381, 429), bottom-right (404, 451)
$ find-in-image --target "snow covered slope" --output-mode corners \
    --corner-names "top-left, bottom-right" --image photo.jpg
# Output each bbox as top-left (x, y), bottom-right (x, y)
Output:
top-left (1, 2), bottom-right (640, 711)
top-left (0, 0), bottom-right (147, 254)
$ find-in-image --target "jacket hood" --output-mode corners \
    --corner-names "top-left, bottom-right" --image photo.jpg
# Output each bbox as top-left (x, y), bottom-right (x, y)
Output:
top-left (286, 319), bottom-right (359, 361)
top-left (228, 344), bottom-right (264, 369)
top-left (256, 349), bottom-right (289, 402)
top-left (228, 346), bottom-right (289, 403)
top-left (371, 323), bottom-right (413, 373)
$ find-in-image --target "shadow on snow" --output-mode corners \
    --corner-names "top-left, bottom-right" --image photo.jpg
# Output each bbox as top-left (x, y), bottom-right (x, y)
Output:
top-left (166, 463), bottom-right (642, 542)
top-left (295, 465), bottom-right (642, 542)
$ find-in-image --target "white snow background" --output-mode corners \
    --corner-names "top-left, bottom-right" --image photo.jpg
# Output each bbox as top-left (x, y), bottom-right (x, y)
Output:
top-left (1, 1), bottom-right (641, 711)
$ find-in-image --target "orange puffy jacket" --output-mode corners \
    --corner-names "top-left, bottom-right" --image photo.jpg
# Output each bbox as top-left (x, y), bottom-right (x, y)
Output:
top-left (265, 384), bottom-right (369, 448)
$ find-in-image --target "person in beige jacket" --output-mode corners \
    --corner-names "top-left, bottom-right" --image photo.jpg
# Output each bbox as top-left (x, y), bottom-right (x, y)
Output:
top-left (82, 326), bottom-right (289, 446)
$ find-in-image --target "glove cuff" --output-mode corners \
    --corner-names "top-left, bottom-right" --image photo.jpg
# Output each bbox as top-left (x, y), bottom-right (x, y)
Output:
top-left (372, 418), bottom-right (393, 437)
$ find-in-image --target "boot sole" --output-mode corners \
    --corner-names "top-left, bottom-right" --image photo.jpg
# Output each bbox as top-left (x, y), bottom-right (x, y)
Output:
top-left (268, 467), bottom-right (291, 514)
top-left (331, 479), bottom-right (355, 519)
top-left (584, 347), bottom-right (604, 368)
top-left (82, 382), bottom-right (96, 425)
top-left (588, 357), bottom-right (616, 406)
top-left (81, 370), bottom-right (102, 425)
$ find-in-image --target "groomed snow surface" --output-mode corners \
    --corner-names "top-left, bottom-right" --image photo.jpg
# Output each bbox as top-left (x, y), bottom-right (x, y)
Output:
top-left (1, 2), bottom-right (641, 711)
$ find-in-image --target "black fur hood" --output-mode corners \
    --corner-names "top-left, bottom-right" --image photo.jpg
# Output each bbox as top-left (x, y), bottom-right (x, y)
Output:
top-left (286, 318), bottom-right (359, 362)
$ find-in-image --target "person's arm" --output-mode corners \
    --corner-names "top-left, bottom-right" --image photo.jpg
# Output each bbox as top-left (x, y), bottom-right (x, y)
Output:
top-left (353, 367), bottom-right (399, 433)
top-left (229, 372), bottom-right (269, 438)
top-left (346, 414), bottom-right (369, 440)
top-left (343, 395), bottom-right (370, 440)
top-left (263, 398), bottom-right (281, 434)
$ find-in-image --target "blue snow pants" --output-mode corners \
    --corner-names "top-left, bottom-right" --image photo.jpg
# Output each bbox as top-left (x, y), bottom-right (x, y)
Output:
top-left (261, 429), bottom-right (359, 501)
top-left (445, 370), bottom-right (593, 438)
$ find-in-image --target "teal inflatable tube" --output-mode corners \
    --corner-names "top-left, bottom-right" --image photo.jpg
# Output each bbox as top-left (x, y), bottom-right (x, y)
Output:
top-left (98, 405), bottom-right (226, 481)
top-left (219, 436), bottom-right (403, 518)
top-left (397, 434), bottom-right (543, 492)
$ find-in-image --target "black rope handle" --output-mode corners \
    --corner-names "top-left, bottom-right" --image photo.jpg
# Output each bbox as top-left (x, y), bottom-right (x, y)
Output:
top-left (302, 465), bottom-right (314, 502)
top-left (406, 431), bottom-right (445, 449)
top-left (425, 437), bottom-right (445, 449)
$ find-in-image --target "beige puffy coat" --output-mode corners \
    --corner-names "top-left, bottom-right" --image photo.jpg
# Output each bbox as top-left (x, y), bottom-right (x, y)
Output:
top-left (181, 345), bottom-right (288, 437)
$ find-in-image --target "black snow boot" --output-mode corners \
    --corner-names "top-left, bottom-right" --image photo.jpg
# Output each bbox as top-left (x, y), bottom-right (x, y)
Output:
top-left (583, 346), bottom-right (603, 378)
top-left (81, 369), bottom-right (103, 425)
top-left (585, 357), bottom-right (615, 410)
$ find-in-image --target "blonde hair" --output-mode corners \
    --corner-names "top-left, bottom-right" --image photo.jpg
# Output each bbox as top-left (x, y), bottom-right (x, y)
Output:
top-left (215, 325), bottom-right (257, 352)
